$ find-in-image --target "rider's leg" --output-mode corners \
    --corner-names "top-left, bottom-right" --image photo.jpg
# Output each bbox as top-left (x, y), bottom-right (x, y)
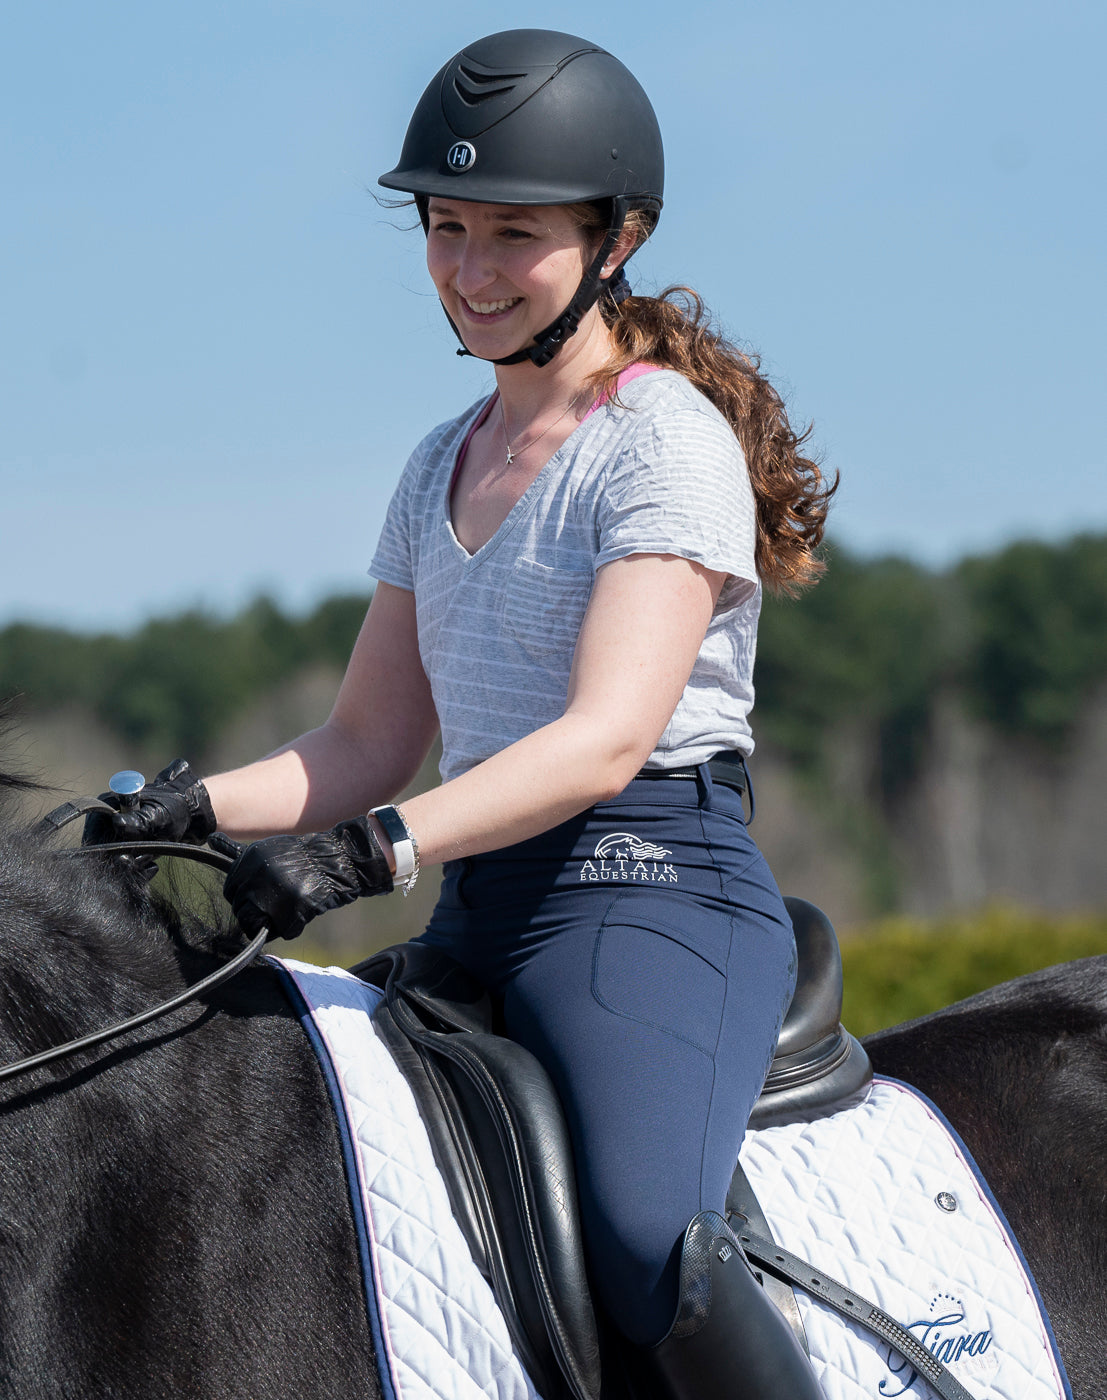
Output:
top-left (497, 876), bottom-right (824, 1398)
top-left (498, 862), bottom-right (791, 1344)
top-left (420, 773), bottom-right (824, 1394)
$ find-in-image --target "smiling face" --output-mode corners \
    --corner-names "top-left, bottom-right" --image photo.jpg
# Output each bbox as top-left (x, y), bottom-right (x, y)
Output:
top-left (425, 199), bottom-right (599, 363)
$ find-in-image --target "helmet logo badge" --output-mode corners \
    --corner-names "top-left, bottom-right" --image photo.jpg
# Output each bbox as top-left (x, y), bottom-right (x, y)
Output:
top-left (446, 141), bottom-right (477, 173)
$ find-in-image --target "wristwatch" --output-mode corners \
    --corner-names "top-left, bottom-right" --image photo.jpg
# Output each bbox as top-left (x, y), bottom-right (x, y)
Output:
top-left (369, 804), bottom-right (420, 894)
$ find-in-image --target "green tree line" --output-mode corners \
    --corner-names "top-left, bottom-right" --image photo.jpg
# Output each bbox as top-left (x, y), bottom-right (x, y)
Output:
top-left (756, 532), bottom-right (1107, 795)
top-left (3, 533), bottom-right (1106, 783)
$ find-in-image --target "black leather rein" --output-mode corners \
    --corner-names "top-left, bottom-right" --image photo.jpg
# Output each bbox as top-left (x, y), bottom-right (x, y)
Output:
top-left (0, 802), bottom-right (268, 1086)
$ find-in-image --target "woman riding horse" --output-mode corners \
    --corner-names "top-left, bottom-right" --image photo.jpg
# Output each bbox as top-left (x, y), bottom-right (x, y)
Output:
top-left (87, 29), bottom-right (836, 1399)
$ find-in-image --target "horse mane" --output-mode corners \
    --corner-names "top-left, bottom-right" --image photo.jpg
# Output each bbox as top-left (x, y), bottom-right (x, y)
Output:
top-left (0, 758), bottom-right (236, 1062)
top-left (0, 706), bottom-right (49, 802)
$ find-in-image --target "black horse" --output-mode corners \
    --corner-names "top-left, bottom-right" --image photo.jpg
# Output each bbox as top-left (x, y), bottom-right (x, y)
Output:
top-left (0, 783), bottom-right (1103, 1399)
top-left (866, 961), bottom-right (1107, 1396)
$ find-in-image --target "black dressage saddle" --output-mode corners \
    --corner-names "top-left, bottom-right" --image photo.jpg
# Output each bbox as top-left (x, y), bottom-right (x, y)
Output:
top-left (354, 896), bottom-right (871, 1400)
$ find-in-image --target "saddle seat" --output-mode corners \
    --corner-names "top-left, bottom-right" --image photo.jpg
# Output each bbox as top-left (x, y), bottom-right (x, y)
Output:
top-left (354, 895), bottom-right (871, 1400)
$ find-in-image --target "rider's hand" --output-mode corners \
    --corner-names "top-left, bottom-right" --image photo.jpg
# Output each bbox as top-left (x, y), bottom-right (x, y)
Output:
top-left (82, 759), bottom-right (218, 847)
top-left (222, 817), bottom-right (394, 941)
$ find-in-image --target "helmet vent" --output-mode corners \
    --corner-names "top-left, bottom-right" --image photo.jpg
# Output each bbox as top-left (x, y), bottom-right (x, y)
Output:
top-left (453, 61), bottom-right (526, 106)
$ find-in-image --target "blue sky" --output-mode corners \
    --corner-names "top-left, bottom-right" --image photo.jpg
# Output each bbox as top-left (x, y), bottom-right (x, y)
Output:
top-left (2, 1), bottom-right (1104, 631)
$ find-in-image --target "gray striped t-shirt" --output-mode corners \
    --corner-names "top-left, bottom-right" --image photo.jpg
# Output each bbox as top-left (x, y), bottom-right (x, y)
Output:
top-left (369, 369), bottom-right (762, 783)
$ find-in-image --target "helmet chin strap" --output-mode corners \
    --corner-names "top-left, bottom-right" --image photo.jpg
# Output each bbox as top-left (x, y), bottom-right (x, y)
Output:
top-left (438, 198), bottom-right (632, 370)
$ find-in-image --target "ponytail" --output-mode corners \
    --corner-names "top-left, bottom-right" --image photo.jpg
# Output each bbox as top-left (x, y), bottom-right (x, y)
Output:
top-left (593, 286), bottom-right (836, 595)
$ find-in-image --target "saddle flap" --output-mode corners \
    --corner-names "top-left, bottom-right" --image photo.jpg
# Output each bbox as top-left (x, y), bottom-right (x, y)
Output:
top-left (357, 944), bottom-right (602, 1400)
top-left (440, 1031), bottom-right (600, 1393)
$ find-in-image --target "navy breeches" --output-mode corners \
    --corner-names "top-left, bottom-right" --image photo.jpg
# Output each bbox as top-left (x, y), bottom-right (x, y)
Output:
top-left (418, 767), bottom-right (797, 1346)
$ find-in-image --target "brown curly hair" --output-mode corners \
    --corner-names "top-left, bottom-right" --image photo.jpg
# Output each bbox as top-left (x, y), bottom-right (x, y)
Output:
top-left (575, 207), bottom-right (837, 595)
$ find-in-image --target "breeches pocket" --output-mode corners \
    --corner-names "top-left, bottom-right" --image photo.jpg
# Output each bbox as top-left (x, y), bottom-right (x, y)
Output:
top-left (591, 893), bottom-right (730, 1055)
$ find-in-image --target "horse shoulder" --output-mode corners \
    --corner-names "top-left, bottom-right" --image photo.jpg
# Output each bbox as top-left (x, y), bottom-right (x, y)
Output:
top-left (0, 952), bottom-right (381, 1400)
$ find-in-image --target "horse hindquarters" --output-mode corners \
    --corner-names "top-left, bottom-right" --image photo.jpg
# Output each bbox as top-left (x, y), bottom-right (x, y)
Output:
top-left (865, 960), bottom-right (1107, 1400)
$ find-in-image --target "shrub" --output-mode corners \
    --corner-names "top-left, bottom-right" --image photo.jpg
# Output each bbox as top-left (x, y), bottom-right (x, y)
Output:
top-left (841, 905), bottom-right (1107, 1036)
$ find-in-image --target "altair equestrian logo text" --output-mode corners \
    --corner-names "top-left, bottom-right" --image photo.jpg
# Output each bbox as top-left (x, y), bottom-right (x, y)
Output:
top-left (579, 832), bottom-right (678, 883)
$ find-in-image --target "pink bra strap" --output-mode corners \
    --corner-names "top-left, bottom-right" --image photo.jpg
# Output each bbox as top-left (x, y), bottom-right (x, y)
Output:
top-left (583, 361), bottom-right (662, 421)
top-left (454, 364), bottom-right (660, 488)
top-left (450, 393), bottom-right (498, 493)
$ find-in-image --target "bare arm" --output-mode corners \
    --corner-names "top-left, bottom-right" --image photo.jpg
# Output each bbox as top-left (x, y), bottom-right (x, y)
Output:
top-left (390, 552), bottom-right (725, 867)
top-left (204, 583), bottom-right (439, 840)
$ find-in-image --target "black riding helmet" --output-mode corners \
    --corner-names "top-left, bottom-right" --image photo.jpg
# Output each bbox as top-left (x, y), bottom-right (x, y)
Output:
top-left (379, 29), bottom-right (664, 367)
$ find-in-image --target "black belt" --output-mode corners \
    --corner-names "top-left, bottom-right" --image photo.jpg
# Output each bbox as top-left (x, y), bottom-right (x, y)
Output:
top-left (635, 751), bottom-right (749, 795)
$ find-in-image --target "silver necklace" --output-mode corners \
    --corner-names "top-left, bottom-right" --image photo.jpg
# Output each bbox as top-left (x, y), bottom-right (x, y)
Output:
top-left (499, 394), bottom-right (577, 467)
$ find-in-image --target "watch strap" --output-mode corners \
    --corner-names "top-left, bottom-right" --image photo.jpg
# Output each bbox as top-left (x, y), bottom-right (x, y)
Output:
top-left (370, 804), bottom-right (418, 889)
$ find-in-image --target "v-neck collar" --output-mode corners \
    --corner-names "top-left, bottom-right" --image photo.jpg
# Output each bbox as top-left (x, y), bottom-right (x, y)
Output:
top-left (443, 392), bottom-right (582, 566)
top-left (443, 364), bottom-right (665, 567)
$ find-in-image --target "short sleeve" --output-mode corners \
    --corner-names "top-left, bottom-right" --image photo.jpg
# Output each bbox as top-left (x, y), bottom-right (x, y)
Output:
top-left (369, 463), bottom-right (416, 592)
top-left (594, 399), bottom-right (758, 602)
top-left (368, 417), bottom-right (457, 592)
top-left (369, 399), bottom-right (491, 594)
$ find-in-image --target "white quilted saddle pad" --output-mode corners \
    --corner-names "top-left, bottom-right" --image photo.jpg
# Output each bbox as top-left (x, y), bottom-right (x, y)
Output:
top-left (272, 957), bottom-right (540, 1400)
top-left (740, 1078), bottom-right (1071, 1400)
top-left (274, 958), bottom-right (1070, 1400)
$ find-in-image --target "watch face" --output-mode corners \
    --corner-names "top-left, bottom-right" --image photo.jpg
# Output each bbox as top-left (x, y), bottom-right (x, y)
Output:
top-left (371, 806), bottom-right (416, 879)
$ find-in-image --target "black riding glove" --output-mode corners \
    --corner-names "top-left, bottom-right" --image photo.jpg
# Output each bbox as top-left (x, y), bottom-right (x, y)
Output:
top-left (222, 817), bottom-right (394, 941)
top-left (82, 759), bottom-right (218, 847)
